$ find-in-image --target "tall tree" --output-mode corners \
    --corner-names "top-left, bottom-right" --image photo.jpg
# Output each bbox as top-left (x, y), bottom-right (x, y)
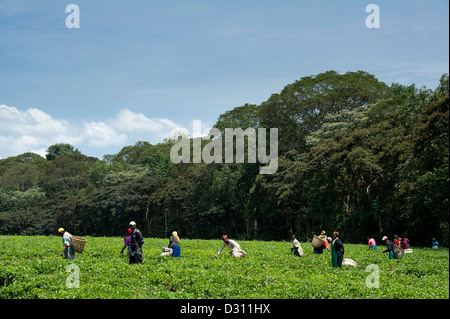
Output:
top-left (258, 70), bottom-right (391, 153)
top-left (46, 143), bottom-right (81, 161)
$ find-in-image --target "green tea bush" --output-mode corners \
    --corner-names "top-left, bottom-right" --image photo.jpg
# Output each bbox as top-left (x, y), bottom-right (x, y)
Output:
top-left (0, 236), bottom-right (448, 299)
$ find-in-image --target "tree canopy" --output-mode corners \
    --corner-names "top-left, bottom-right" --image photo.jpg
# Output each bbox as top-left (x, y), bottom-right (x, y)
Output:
top-left (0, 71), bottom-right (448, 246)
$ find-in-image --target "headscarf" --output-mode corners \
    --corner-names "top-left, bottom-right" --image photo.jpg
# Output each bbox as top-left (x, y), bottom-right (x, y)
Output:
top-left (321, 230), bottom-right (326, 235)
top-left (333, 231), bottom-right (339, 237)
top-left (222, 234), bottom-right (228, 240)
top-left (58, 228), bottom-right (65, 233)
top-left (382, 236), bottom-right (388, 241)
top-left (172, 231), bottom-right (180, 241)
top-left (127, 229), bottom-right (132, 234)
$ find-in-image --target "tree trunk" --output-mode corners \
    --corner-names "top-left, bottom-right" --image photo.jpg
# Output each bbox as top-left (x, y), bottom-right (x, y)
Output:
top-left (164, 210), bottom-right (167, 235)
top-left (245, 218), bottom-right (250, 239)
top-left (377, 213), bottom-right (383, 235)
top-left (304, 213), bottom-right (311, 241)
top-left (344, 194), bottom-right (352, 242)
top-left (145, 204), bottom-right (151, 234)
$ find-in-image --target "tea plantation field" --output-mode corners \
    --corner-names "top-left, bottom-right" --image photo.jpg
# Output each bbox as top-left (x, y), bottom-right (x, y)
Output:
top-left (0, 235), bottom-right (448, 299)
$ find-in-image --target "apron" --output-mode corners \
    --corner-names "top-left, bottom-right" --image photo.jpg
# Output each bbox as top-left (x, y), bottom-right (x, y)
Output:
top-left (331, 243), bottom-right (338, 267)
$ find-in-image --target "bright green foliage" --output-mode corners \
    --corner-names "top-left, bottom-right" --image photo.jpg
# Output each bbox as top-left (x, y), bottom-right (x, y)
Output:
top-left (46, 144), bottom-right (81, 161)
top-left (0, 236), bottom-right (448, 299)
top-left (0, 72), bottom-right (448, 246)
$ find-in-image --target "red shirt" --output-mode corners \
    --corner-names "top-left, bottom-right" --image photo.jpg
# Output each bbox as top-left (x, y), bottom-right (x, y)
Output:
top-left (401, 238), bottom-right (410, 249)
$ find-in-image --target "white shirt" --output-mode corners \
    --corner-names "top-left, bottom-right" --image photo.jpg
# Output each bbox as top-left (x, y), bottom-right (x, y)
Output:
top-left (292, 238), bottom-right (303, 255)
top-left (217, 239), bottom-right (241, 255)
top-left (63, 232), bottom-right (72, 247)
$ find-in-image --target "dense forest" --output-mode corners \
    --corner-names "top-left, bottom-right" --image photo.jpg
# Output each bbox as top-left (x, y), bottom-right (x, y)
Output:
top-left (0, 71), bottom-right (448, 246)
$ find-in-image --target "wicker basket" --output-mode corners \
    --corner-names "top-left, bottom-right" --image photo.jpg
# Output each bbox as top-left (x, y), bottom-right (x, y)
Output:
top-left (311, 235), bottom-right (325, 248)
top-left (71, 236), bottom-right (87, 254)
top-left (393, 245), bottom-right (404, 260)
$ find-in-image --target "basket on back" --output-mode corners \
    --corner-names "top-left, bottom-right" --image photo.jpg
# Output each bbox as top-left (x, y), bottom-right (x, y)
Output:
top-left (311, 235), bottom-right (325, 248)
top-left (393, 244), bottom-right (404, 260)
top-left (71, 236), bottom-right (87, 254)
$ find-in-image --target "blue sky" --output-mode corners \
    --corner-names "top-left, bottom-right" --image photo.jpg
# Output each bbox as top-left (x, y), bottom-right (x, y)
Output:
top-left (0, 0), bottom-right (448, 159)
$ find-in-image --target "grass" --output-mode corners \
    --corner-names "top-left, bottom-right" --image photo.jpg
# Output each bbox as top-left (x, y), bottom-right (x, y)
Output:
top-left (0, 235), bottom-right (448, 299)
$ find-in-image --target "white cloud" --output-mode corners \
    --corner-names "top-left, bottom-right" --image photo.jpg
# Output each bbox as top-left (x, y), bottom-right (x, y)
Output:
top-left (0, 104), bottom-right (82, 157)
top-left (0, 104), bottom-right (187, 159)
top-left (83, 109), bottom-right (186, 148)
top-left (83, 121), bottom-right (127, 148)
top-left (108, 109), bottom-right (181, 139)
top-left (0, 105), bottom-right (68, 135)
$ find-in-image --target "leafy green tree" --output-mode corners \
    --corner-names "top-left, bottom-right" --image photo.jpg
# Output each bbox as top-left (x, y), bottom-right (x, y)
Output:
top-left (214, 103), bottom-right (260, 132)
top-left (396, 76), bottom-right (449, 246)
top-left (12, 187), bottom-right (46, 210)
top-left (0, 153), bottom-right (46, 191)
top-left (142, 151), bottom-right (171, 176)
top-left (258, 70), bottom-right (391, 153)
top-left (45, 143), bottom-right (81, 160)
top-left (40, 154), bottom-right (98, 195)
top-left (0, 187), bottom-right (15, 212)
top-left (0, 71), bottom-right (448, 246)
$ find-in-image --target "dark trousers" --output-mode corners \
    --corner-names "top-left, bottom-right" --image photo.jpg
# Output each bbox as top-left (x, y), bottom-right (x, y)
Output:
top-left (337, 253), bottom-right (344, 268)
top-left (172, 245), bottom-right (181, 257)
top-left (129, 253), bottom-right (143, 264)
